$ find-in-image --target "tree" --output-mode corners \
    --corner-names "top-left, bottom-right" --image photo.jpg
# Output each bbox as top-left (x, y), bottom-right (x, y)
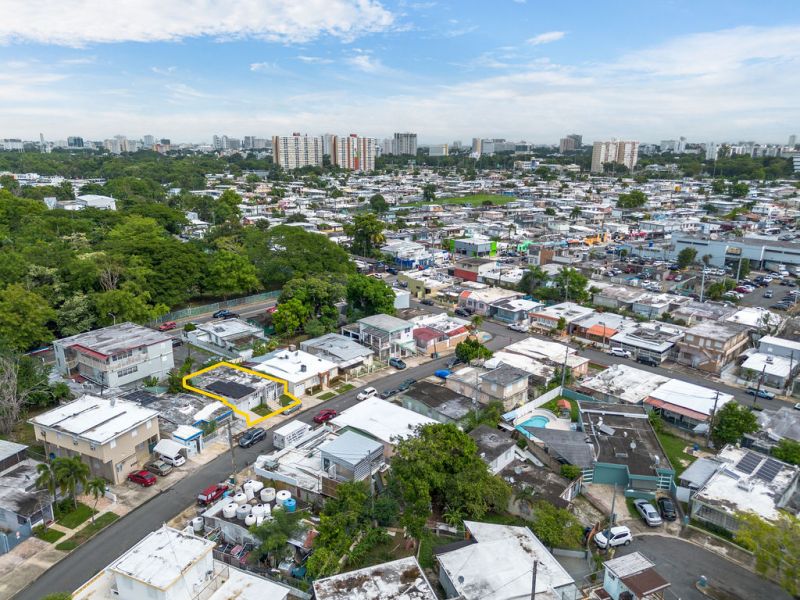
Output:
top-left (0, 353), bottom-right (49, 434)
top-left (54, 455), bottom-right (90, 510)
top-left (92, 289), bottom-right (168, 325)
top-left (772, 439), bottom-right (800, 465)
top-left (739, 258), bottom-right (751, 278)
top-left (528, 501), bottom-right (584, 549)
top-left (518, 266), bottom-right (549, 296)
top-left (215, 189), bottom-right (242, 223)
top-left (463, 401), bottom-right (504, 432)
top-left (35, 462), bottom-right (59, 528)
top-left (676, 247), bottom-right (698, 269)
top-left (56, 293), bottom-right (96, 337)
top-left (346, 274), bottom-right (396, 318)
top-left (555, 316), bottom-right (566, 331)
top-left (539, 267), bottom-right (589, 303)
top-left (0, 284), bottom-right (56, 351)
top-left (369, 193), bottom-right (389, 213)
top-left (570, 206), bottom-right (582, 220)
top-left (455, 338), bottom-right (493, 364)
top-left (85, 477), bottom-right (107, 524)
top-left (272, 298), bottom-right (308, 336)
top-left (711, 402), bottom-right (758, 447)
top-left (205, 251), bottom-right (261, 298)
top-left (729, 181), bottom-right (749, 198)
top-left (249, 505), bottom-right (303, 568)
top-left (560, 464), bottom-right (582, 480)
top-left (280, 276), bottom-right (345, 333)
top-left (735, 512), bottom-right (799, 596)
top-left (616, 190), bottom-right (647, 209)
top-left (345, 213), bottom-right (386, 258)
top-left (284, 212), bottom-right (307, 223)
top-left (544, 207), bottom-right (556, 216)
top-left (422, 184), bottom-right (436, 202)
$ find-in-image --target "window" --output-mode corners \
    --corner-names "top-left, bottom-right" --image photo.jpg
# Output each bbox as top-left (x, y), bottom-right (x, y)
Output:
top-left (131, 428), bottom-right (138, 438)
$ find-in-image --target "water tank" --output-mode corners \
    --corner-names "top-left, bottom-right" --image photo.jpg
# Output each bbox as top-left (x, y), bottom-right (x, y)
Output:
top-left (243, 482), bottom-right (255, 502)
top-left (283, 498), bottom-right (297, 512)
top-left (251, 480), bottom-right (264, 494)
top-left (260, 487), bottom-right (276, 503)
top-left (222, 502), bottom-right (238, 519)
top-left (263, 503), bottom-right (271, 516)
top-left (255, 515), bottom-right (264, 526)
top-left (191, 517), bottom-right (204, 533)
top-left (244, 514), bottom-right (256, 527)
top-left (276, 490), bottom-right (292, 503)
top-left (236, 504), bottom-right (252, 520)
top-left (233, 492), bottom-right (247, 504)
top-left (252, 504), bottom-right (266, 518)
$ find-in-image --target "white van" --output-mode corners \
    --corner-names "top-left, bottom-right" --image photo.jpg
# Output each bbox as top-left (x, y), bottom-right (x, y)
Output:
top-left (160, 452), bottom-right (186, 467)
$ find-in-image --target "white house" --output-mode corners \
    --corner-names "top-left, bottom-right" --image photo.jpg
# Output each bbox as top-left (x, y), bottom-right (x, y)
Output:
top-left (252, 349), bottom-right (338, 396)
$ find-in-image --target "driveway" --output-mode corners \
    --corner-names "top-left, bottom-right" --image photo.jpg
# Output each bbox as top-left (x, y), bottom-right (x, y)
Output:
top-left (616, 535), bottom-right (792, 600)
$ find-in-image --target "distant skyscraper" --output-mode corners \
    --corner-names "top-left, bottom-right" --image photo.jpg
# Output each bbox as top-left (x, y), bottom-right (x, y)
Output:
top-left (392, 132), bottom-right (417, 156)
top-left (332, 134), bottom-right (377, 172)
top-left (67, 136), bottom-right (84, 148)
top-left (321, 133), bottom-right (336, 156)
top-left (212, 135), bottom-right (223, 150)
top-left (380, 138), bottom-right (393, 156)
top-left (559, 134), bottom-right (582, 153)
top-left (428, 144), bottom-right (448, 157)
top-left (705, 142), bottom-right (719, 161)
top-left (142, 135), bottom-right (155, 149)
top-left (452, 140), bottom-right (462, 150)
top-left (272, 134), bottom-right (323, 169)
top-left (471, 138), bottom-right (482, 156)
top-left (591, 140), bottom-right (639, 172)
top-left (676, 136), bottom-right (687, 153)
top-left (789, 135), bottom-right (797, 147)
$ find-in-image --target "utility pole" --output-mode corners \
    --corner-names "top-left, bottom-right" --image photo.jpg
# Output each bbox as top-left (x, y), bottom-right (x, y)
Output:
top-left (560, 343), bottom-right (569, 389)
top-left (705, 391), bottom-right (720, 448)
top-left (752, 364), bottom-right (767, 408)
top-left (699, 267), bottom-right (707, 302)
top-left (226, 420), bottom-right (237, 483)
top-left (605, 483), bottom-right (617, 540)
top-left (530, 560), bottom-right (538, 600)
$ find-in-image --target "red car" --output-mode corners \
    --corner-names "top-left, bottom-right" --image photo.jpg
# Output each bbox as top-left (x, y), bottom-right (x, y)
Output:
top-left (313, 408), bottom-right (338, 424)
top-left (158, 321), bottom-right (177, 332)
top-left (128, 470), bottom-right (157, 487)
top-left (197, 483), bottom-right (229, 506)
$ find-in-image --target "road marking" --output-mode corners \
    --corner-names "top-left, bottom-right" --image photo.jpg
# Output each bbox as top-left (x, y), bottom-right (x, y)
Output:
top-left (182, 361), bottom-right (300, 427)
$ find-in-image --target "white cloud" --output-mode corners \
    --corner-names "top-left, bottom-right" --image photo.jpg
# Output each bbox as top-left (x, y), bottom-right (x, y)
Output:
top-left (296, 55), bottom-right (333, 64)
top-left (151, 66), bottom-right (177, 75)
top-left (527, 31), bottom-right (565, 46)
top-left (347, 53), bottom-right (386, 73)
top-left (0, 0), bottom-right (395, 46)
top-left (249, 62), bottom-right (279, 72)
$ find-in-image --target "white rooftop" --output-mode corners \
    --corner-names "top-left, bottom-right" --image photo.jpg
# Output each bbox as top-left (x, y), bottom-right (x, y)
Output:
top-left (741, 353), bottom-right (793, 378)
top-left (579, 364), bottom-right (671, 404)
top-left (647, 379), bottom-right (733, 417)
top-left (505, 337), bottom-right (577, 363)
top-left (330, 397), bottom-right (436, 445)
top-left (197, 318), bottom-right (262, 338)
top-left (254, 349), bottom-right (337, 383)
top-left (31, 395), bottom-right (157, 444)
top-left (759, 335), bottom-right (800, 354)
top-left (313, 557), bottom-right (436, 600)
top-left (725, 307), bottom-right (782, 329)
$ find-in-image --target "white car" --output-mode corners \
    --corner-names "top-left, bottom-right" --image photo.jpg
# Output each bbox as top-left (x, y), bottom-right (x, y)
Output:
top-left (357, 387), bottom-right (378, 401)
top-left (608, 347), bottom-right (632, 359)
top-left (594, 526), bottom-right (632, 549)
top-left (508, 323), bottom-right (529, 332)
top-left (634, 499), bottom-right (663, 527)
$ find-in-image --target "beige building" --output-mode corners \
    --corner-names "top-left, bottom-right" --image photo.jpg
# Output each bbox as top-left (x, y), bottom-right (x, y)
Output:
top-left (676, 321), bottom-right (750, 374)
top-left (271, 134), bottom-right (323, 169)
top-left (31, 395), bottom-right (159, 484)
top-left (591, 140), bottom-right (640, 172)
top-left (331, 134), bottom-right (377, 172)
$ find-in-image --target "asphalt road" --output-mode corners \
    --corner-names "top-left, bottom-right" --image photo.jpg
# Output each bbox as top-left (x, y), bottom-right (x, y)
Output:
top-left (616, 535), bottom-right (792, 600)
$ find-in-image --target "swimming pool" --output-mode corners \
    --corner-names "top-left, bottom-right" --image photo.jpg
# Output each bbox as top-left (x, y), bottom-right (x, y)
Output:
top-left (521, 415), bottom-right (550, 428)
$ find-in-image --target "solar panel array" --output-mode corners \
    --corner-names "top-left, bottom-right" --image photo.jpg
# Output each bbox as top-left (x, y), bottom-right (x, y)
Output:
top-left (755, 458), bottom-right (782, 483)
top-left (734, 451), bottom-right (762, 474)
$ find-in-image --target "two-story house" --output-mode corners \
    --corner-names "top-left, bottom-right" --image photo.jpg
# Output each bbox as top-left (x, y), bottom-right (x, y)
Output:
top-left (446, 365), bottom-right (530, 410)
top-left (676, 320), bottom-right (750, 374)
top-left (341, 314), bottom-right (415, 361)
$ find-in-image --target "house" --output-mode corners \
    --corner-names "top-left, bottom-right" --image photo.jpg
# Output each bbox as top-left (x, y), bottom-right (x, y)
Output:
top-left (530, 302), bottom-right (595, 331)
top-left (593, 285), bottom-right (645, 311)
top-left (446, 365), bottom-right (529, 410)
top-left (435, 521), bottom-right (576, 600)
top-left (644, 379), bottom-right (734, 430)
top-left (579, 402), bottom-right (674, 494)
top-left (594, 552), bottom-right (671, 600)
top-left (469, 425), bottom-right (516, 474)
top-left (0, 441), bottom-right (53, 555)
top-left (341, 314), bottom-right (415, 361)
top-left (452, 236), bottom-right (496, 257)
top-left (381, 240), bottom-right (435, 269)
top-left (670, 300), bottom-right (737, 325)
top-left (609, 322), bottom-right (685, 364)
top-left (484, 352), bottom-right (555, 388)
top-left (300, 333), bottom-right (374, 373)
top-left (252, 349), bottom-right (338, 397)
top-left (186, 319), bottom-right (269, 359)
top-left (504, 337), bottom-right (590, 378)
top-left (72, 525), bottom-right (291, 600)
top-left (453, 257), bottom-right (497, 281)
top-left (193, 368), bottom-right (281, 413)
top-left (490, 297), bottom-right (544, 324)
top-left (31, 395), bottom-right (159, 485)
top-left (123, 390), bottom-right (233, 441)
top-left (631, 292), bottom-right (690, 319)
top-left (399, 381), bottom-right (474, 427)
top-left (501, 458), bottom-right (581, 518)
top-left (745, 406), bottom-right (800, 454)
top-left (458, 286), bottom-right (522, 316)
top-left (53, 322), bottom-right (174, 389)
top-left (578, 364), bottom-right (671, 405)
top-left (571, 312), bottom-right (632, 345)
top-left (690, 445), bottom-right (799, 534)
top-left (676, 320), bottom-right (750, 374)
top-left (313, 557), bottom-right (436, 600)
top-left (398, 269), bottom-right (454, 299)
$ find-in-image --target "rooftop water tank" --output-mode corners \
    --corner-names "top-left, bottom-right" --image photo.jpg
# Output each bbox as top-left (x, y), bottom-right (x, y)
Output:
top-left (222, 503), bottom-right (237, 519)
top-left (260, 487), bottom-right (276, 503)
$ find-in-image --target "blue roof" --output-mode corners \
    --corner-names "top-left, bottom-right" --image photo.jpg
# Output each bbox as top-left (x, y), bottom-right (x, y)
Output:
top-left (319, 431), bottom-right (382, 467)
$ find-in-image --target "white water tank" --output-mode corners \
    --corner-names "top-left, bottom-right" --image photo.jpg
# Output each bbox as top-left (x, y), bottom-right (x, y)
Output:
top-left (236, 504), bottom-right (252, 520)
top-left (251, 480), bottom-right (264, 494)
top-left (191, 517), bottom-right (204, 533)
top-left (222, 502), bottom-right (238, 519)
top-left (260, 487), bottom-right (276, 503)
top-left (252, 504), bottom-right (266, 518)
top-left (276, 490), bottom-right (291, 503)
top-left (243, 482), bottom-right (255, 502)
top-left (244, 514), bottom-right (256, 527)
top-left (233, 492), bottom-right (247, 504)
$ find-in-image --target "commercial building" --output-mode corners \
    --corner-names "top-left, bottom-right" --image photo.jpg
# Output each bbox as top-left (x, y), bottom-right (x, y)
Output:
top-left (428, 143), bottom-right (449, 156)
top-left (331, 134), bottom-right (377, 172)
top-left (671, 233), bottom-right (800, 270)
top-left (559, 134), bottom-right (582, 153)
top-left (271, 134), bottom-right (323, 169)
top-left (53, 322), bottom-right (174, 389)
top-left (591, 140), bottom-right (640, 172)
top-left (391, 132), bottom-right (417, 156)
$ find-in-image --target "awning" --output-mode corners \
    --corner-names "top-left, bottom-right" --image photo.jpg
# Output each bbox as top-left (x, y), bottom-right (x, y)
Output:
top-left (586, 324), bottom-right (617, 337)
top-left (153, 438), bottom-right (185, 456)
top-left (645, 397), bottom-right (708, 421)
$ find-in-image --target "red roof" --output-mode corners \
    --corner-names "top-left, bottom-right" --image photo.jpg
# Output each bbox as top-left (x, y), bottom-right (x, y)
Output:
top-left (70, 344), bottom-right (108, 360)
top-left (645, 397), bottom-right (708, 421)
top-left (413, 327), bottom-right (443, 343)
top-left (586, 324), bottom-right (617, 337)
top-left (557, 399), bottom-right (571, 410)
top-left (447, 326), bottom-right (469, 337)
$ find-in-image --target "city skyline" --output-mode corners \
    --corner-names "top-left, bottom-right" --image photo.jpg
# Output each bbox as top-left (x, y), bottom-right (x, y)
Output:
top-left (0, 1), bottom-right (798, 141)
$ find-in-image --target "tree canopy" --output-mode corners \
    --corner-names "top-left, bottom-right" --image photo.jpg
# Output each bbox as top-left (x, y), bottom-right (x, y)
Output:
top-left (711, 402), bottom-right (758, 446)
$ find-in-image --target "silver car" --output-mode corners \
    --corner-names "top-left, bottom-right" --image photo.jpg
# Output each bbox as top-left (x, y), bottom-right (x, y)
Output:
top-left (634, 499), bottom-right (663, 526)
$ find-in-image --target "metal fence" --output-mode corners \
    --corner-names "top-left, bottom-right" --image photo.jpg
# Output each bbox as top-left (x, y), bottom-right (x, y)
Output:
top-left (150, 291), bottom-right (281, 325)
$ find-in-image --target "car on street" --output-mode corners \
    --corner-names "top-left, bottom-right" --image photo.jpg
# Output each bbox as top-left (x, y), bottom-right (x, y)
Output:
top-left (128, 470), bottom-right (157, 487)
top-left (171, 338), bottom-right (184, 347)
top-left (594, 526), bottom-right (632, 549)
top-left (636, 355), bottom-right (659, 367)
top-left (795, 402), bottom-right (800, 411)
top-left (454, 307), bottom-right (471, 317)
top-left (357, 387), bottom-right (378, 401)
top-left (764, 290), bottom-right (773, 298)
top-left (145, 460), bottom-right (172, 477)
top-left (608, 347), bottom-right (632, 359)
top-left (397, 378), bottom-right (416, 391)
top-left (212, 309), bottom-right (239, 319)
top-left (157, 321), bottom-right (177, 332)
top-left (634, 499), bottom-right (663, 526)
top-left (389, 357), bottom-right (407, 369)
top-left (420, 298), bottom-right (435, 306)
top-left (313, 408), bottom-right (338, 423)
top-left (745, 388), bottom-right (775, 400)
top-left (508, 322), bottom-right (529, 332)
top-left (379, 388), bottom-right (399, 399)
top-left (657, 497), bottom-right (677, 521)
top-left (238, 428), bottom-right (267, 447)
top-left (283, 402), bottom-right (301, 415)
top-left (197, 483), bottom-right (229, 506)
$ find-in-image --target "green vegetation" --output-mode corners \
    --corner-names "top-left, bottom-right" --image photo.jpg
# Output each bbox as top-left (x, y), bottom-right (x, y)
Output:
top-left (249, 506), bottom-right (304, 568)
top-left (40, 594), bottom-right (72, 600)
top-left (54, 539), bottom-right (79, 552)
top-left (656, 431), bottom-right (696, 476)
top-left (772, 439), bottom-right (800, 465)
top-left (56, 501), bottom-right (96, 529)
top-left (317, 391), bottom-right (336, 401)
top-left (33, 526), bottom-right (65, 543)
top-left (336, 383), bottom-right (355, 393)
top-left (54, 512), bottom-right (119, 552)
top-left (419, 193), bottom-right (515, 207)
top-left (540, 396), bottom-right (579, 422)
top-left (676, 247), bottom-right (698, 269)
top-left (735, 512), bottom-right (800, 596)
top-left (345, 212), bottom-right (386, 258)
top-left (616, 190), bottom-right (647, 209)
top-left (518, 265), bottom-right (589, 303)
top-left (560, 464), bottom-right (582, 480)
top-left (463, 401), bottom-right (504, 432)
top-left (712, 402), bottom-right (758, 447)
top-left (455, 337), bottom-right (493, 364)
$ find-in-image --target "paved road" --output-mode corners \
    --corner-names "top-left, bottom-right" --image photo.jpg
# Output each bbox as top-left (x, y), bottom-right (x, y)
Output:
top-left (616, 535), bottom-right (792, 600)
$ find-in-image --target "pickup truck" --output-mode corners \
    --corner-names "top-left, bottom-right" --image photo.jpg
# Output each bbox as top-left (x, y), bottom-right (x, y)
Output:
top-left (197, 483), bottom-right (229, 506)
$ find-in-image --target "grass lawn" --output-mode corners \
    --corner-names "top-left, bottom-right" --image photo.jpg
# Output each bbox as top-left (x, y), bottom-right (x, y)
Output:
top-left (33, 526), bottom-right (65, 543)
top-left (539, 396), bottom-right (579, 422)
top-left (55, 512), bottom-right (119, 552)
top-left (336, 383), bottom-right (355, 393)
top-left (408, 193), bottom-right (516, 207)
top-left (279, 394), bottom-right (295, 407)
top-left (56, 502), bottom-right (96, 529)
top-left (252, 404), bottom-right (271, 416)
top-left (657, 431), bottom-right (696, 477)
top-left (317, 391), bottom-right (336, 401)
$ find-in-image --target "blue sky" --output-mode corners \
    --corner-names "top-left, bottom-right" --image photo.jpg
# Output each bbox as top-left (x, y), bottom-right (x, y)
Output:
top-left (0, 0), bottom-right (798, 143)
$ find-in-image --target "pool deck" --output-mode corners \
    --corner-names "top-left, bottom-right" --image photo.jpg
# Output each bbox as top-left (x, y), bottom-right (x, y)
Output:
top-left (515, 408), bottom-right (571, 431)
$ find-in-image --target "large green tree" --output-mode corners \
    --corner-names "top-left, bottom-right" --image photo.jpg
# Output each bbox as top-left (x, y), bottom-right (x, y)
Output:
top-left (455, 338), bottom-right (493, 364)
top-left (676, 247), bottom-right (698, 269)
top-left (711, 402), bottom-right (758, 446)
top-left (0, 284), bottom-right (56, 351)
top-left (346, 212), bottom-right (386, 258)
top-left (616, 190), bottom-right (647, 209)
top-left (735, 512), bottom-right (799, 596)
top-left (92, 289), bottom-right (168, 326)
top-left (772, 439), bottom-right (800, 465)
top-left (346, 274), bottom-right (396, 318)
top-left (368, 193), bottom-right (389, 213)
top-left (205, 251), bottom-right (261, 298)
top-left (272, 298), bottom-right (309, 336)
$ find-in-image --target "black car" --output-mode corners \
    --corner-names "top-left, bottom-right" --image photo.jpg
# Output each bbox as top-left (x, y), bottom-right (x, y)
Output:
top-left (636, 355), bottom-right (660, 367)
top-left (420, 298), bottom-right (435, 306)
top-left (379, 388), bottom-right (399, 399)
top-left (171, 338), bottom-right (184, 347)
top-left (238, 428), bottom-right (266, 448)
top-left (446, 357), bottom-right (463, 369)
top-left (213, 309), bottom-right (239, 319)
top-left (397, 378), bottom-right (417, 391)
top-left (657, 497), bottom-right (677, 521)
top-left (454, 308), bottom-right (471, 317)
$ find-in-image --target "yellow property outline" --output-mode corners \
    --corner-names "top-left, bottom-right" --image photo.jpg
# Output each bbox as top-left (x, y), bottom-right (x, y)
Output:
top-left (182, 361), bottom-right (301, 427)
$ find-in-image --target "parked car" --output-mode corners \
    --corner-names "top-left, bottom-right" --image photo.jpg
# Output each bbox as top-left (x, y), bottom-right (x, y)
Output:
top-left (508, 322), bottom-right (529, 332)
top-left (171, 338), bottom-right (184, 347)
top-left (159, 451), bottom-right (186, 467)
top-left (420, 298), bottom-right (435, 306)
top-left (608, 347), bottom-right (632, 359)
top-left (634, 499), bottom-right (663, 526)
top-left (197, 483), bottom-right (229, 506)
top-left (745, 388), bottom-right (775, 400)
top-left (764, 290), bottom-right (774, 298)
top-left (389, 357), bottom-right (407, 370)
top-left (379, 389), bottom-right (398, 399)
top-left (238, 428), bottom-right (267, 448)
top-left (128, 470), bottom-right (157, 487)
top-left (212, 309), bottom-right (239, 319)
top-left (594, 526), bottom-right (632, 549)
top-left (157, 321), bottom-right (177, 332)
top-left (454, 307), bottom-right (471, 317)
top-left (636, 355), bottom-right (659, 367)
top-left (397, 378), bottom-right (417, 391)
top-left (283, 402), bottom-right (301, 415)
top-left (313, 408), bottom-right (338, 423)
top-left (446, 357), bottom-right (463, 369)
top-left (657, 497), bottom-right (677, 521)
top-left (357, 387), bottom-right (378, 401)
top-left (145, 459), bottom-right (173, 477)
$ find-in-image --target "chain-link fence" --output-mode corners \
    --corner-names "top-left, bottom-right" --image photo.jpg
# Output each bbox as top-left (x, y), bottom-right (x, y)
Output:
top-left (150, 291), bottom-right (281, 325)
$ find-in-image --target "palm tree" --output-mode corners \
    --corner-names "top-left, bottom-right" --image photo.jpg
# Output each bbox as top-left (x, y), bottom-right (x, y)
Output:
top-left (570, 206), bottom-right (582, 221)
top-left (54, 456), bottom-right (90, 511)
top-left (442, 506), bottom-right (464, 529)
top-left (470, 314), bottom-right (483, 331)
top-left (85, 477), bottom-right (107, 524)
top-left (35, 462), bottom-right (58, 529)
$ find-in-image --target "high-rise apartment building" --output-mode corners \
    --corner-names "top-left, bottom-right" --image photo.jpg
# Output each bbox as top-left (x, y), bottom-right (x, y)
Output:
top-left (428, 144), bottom-right (448, 157)
top-left (559, 134), bottom-right (582, 153)
top-left (321, 133), bottom-right (336, 156)
top-left (272, 134), bottom-right (324, 170)
top-left (331, 134), bottom-right (377, 172)
top-left (392, 132), bottom-right (417, 155)
top-left (67, 136), bottom-right (84, 148)
top-left (590, 140), bottom-right (640, 172)
top-left (705, 142), bottom-right (719, 161)
top-left (789, 135), bottom-right (797, 148)
top-left (142, 135), bottom-right (155, 149)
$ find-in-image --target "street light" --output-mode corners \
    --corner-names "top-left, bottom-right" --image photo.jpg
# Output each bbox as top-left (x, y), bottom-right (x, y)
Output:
top-left (107, 312), bottom-right (116, 325)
